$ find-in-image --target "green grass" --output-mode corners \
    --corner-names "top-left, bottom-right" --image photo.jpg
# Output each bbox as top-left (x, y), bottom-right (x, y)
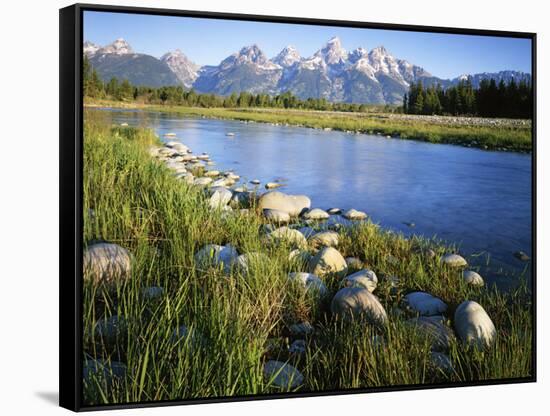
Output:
top-left (82, 111), bottom-right (532, 406)
top-left (85, 99), bottom-right (532, 152)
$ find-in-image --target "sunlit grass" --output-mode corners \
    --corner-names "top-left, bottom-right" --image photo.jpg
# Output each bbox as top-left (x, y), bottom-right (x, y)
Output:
top-left (82, 112), bottom-right (532, 406)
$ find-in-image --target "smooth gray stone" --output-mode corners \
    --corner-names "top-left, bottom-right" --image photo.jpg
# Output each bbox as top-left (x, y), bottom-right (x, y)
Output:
top-left (83, 243), bottom-right (131, 285)
top-left (403, 292), bottom-right (448, 316)
top-left (331, 287), bottom-right (387, 326)
top-left (454, 300), bottom-right (496, 348)
top-left (263, 360), bottom-right (304, 388)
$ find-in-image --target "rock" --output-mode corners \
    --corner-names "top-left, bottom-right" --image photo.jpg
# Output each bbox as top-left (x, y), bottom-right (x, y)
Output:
top-left (141, 286), bottom-right (164, 300)
top-left (263, 208), bottom-right (290, 223)
top-left (441, 253), bottom-right (468, 267)
top-left (211, 178), bottom-right (230, 187)
top-left (197, 154), bottom-right (210, 160)
top-left (193, 177), bottom-right (213, 187)
top-left (289, 321), bottom-right (314, 336)
top-left (308, 247), bottom-right (348, 278)
top-left (173, 143), bottom-right (190, 153)
top-left (250, 179), bottom-right (261, 185)
top-left (230, 191), bottom-right (253, 208)
top-left (258, 191), bottom-right (311, 217)
top-left (402, 292), bottom-right (448, 316)
top-left (194, 244), bottom-right (239, 269)
top-left (345, 257), bottom-right (364, 270)
top-left (83, 243), bottom-right (131, 285)
top-left (265, 182), bottom-right (283, 189)
top-left (83, 359), bottom-right (126, 387)
top-left (331, 287), bottom-right (387, 326)
top-left (225, 172), bottom-right (240, 181)
top-left (208, 187), bottom-right (233, 209)
top-left (165, 141), bottom-right (179, 148)
top-left (407, 316), bottom-right (455, 352)
top-left (454, 300), bottom-right (496, 348)
top-left (302, 208), bottom-right (329, 220)
top-left (288, 249), bottom-right (312, 265)
top-left (204, 170), bottom-right (220, 177)
top-left (268, 227), bottom-right (307, 248)
top-left (327, 208), bottom-right (342, 215)
top-left (309, 231), bottom-right (339, 248)
top-left (288, 339), bottom-right (307, 354)
top-left (514, 251), bottom-right (530, 261)
top-left (94, 315), bottom-right (127, 344)
top-left (343, 209), bottom-right (367, 220)
top-left (263, 360), bottom-right (304, 388)
top-left (288, 272), bottom-right (328, 297)
top-left (342, 269), bottom-right (378, 293)
top-left (234, 252), bottom-right (270, 274)
top-left (463, 270), bottom-right (484, 286)
top-left (430, 352), bottom-right (454, 374)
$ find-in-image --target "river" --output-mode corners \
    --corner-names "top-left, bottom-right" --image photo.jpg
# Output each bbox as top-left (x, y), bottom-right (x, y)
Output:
top-left (97, 108), bottom-right (533, 290)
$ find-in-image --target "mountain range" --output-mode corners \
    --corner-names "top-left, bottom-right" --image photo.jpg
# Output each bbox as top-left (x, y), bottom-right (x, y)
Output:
top-left (84, 37), bottom-right (531, 104)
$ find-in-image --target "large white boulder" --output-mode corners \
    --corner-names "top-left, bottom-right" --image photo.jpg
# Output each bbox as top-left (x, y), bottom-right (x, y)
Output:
top-left (208, 187), bottom-right (233, 209)
top-left (288, 272), bottom-right (328, 297)
top-left (308, 247), bottom-right (348, 278)
top-left (403, 292), bottom-right (448, 316)
top-left (454, 300), bottom-right (496, 348)
top-left (342, 269), bottom-right (378, 293)
top-left (331, 287), bottom-right (387, 326)
top-left (83, 243), bottom-right (131, 285)
top-left (258, 191), bottom-right (311, 217)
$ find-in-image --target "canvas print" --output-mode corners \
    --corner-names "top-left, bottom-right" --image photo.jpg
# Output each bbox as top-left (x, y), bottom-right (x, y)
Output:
top-left (81, 9), bottom-right (533, 407)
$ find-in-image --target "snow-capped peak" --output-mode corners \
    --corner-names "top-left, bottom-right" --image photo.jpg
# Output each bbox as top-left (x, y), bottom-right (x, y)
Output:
top-left (273, 45), bottom-right (301, 67)
top-left (348, 47), bottom-right (368, 64)
top-left (316, 36), bottom-right (347, 65)
top-left (161, 49), bottom-right (201, 88)
top-left (221, 44), bottom-right (280, 71)
top-left (83, 41), bottom-right (100, 57)
top-left (97, 38), bottom-right (133, 55)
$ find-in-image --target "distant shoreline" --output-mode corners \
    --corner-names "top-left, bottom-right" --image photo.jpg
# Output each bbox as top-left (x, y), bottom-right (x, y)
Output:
top-left (84, 99), bottom-right (533, 153)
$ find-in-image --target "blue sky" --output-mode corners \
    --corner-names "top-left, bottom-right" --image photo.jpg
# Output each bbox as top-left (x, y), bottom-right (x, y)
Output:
top-left (84, 11), bottom-right (531, 79)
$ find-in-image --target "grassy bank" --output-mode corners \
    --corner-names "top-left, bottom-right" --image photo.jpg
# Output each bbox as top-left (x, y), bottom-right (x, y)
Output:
top-left (85, 99), bottom-right (532, 152)
top-left (82, 112), bottom-right (532, 406)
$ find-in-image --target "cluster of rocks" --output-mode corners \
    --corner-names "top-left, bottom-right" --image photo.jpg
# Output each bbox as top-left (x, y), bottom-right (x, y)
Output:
top-left (83, 134), bottom-right (499, 390)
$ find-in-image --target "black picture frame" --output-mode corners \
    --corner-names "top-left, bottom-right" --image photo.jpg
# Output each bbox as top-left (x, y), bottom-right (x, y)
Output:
top-left (59, 3), bottom-right (537, 412)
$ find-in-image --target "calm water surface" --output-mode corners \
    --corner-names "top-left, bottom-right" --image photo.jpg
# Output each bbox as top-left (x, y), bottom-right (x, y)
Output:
top-left (99, 109), bottom-right (533, 289)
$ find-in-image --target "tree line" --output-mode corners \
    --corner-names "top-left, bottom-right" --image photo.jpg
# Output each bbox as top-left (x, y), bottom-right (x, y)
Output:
top-left (403, 78), bottom-right (532, 118)
top-left (83, 57), bottom-right (394, 114)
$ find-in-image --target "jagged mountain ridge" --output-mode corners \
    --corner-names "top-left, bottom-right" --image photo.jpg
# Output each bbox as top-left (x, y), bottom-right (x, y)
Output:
top-left (84, 37), bottom-right (531, 104)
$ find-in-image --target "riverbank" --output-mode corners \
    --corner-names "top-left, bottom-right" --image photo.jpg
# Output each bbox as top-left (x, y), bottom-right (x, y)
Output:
top-left (84, 99), bottom-right (533, 153)
top-left (82, 111), bottom-right (532, 405)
